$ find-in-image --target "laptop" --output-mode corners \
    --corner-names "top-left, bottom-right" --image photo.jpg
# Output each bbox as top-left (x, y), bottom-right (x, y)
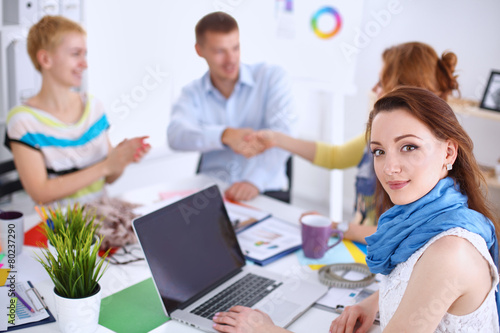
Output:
top-left (132, 185), bottom-right (327, 332)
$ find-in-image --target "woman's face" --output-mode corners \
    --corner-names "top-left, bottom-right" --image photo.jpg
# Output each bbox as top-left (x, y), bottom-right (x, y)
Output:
top-left (44, 32), bottom-right (87, 87)
top-left (369, 108), bottom-right (454, 205)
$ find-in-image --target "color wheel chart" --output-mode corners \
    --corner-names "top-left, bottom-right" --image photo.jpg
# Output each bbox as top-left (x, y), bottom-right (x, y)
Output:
top-left (311, 6), bottom-right (342, 39)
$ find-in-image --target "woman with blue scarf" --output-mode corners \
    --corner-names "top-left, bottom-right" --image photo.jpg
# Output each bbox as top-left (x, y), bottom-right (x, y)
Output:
top-left (329, 86), bottom-right (500, 332)
top-left (212, 90), bottom-right (499, 333)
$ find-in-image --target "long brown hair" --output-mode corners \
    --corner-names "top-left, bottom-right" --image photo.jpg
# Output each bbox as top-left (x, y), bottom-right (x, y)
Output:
top-left (367, 86), bottom-right (499, 238)
top-left (380, 42), bottom-right (459, 100)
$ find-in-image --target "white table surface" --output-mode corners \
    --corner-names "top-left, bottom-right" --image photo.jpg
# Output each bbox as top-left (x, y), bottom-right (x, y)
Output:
top-left (6, 174), bottom-right (380, 333)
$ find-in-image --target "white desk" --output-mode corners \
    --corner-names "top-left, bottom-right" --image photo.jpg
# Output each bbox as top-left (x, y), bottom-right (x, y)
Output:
top-left (9, 174), bottom-right (380, 333)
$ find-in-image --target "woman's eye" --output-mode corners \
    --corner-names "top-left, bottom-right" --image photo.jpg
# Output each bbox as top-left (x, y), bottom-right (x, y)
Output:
top-left (402, 145), bottom-right (417, 152)
top-left (372, 149), bottom-right (384, 157)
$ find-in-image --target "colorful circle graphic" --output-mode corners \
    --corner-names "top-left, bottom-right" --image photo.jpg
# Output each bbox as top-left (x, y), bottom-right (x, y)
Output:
top-left (311, 6), bottom-right (342, 39)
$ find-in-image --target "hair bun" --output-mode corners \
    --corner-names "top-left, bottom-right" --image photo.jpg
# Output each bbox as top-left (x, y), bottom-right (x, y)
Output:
top-left (440, 52), bottom-right (457, 73)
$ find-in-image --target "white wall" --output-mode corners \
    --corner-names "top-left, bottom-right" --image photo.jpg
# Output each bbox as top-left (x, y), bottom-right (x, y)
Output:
top-left (341, 0), bottom-right (500, 212)
top-left (84, 0), bottom-right (500, 216)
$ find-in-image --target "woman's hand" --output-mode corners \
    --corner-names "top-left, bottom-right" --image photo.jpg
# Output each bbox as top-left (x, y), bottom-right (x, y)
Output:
top-left (329, 292), bottom-right (379, 333)
top-left (252, 129), bottom-right (278, 150)
top-left (105, 136), bottom-right (150, 177)
top-left (212, 306), bottom-right (280, 333)
top-left (132, 136), bottom-right (151, 162)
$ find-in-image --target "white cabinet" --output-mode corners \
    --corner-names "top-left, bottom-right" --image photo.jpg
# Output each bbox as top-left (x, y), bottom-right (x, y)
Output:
top-left (2, 0), bottom-right (39, 26)
top-left (0, 0), bottom-right (84, 122)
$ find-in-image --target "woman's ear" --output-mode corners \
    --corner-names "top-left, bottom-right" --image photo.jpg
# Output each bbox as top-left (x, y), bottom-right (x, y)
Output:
top-left (445, 139), bottom-right (458, 166)
top-left (37, 49), bottom-right (52, 70)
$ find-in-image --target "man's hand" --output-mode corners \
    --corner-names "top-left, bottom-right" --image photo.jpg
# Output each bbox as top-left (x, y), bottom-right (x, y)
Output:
top-left (221, 128), bottom-right (266, 158)
top-left (225, 182), bottom-right (259, 201)
top-left (247, 129), bottom-right (277, 151)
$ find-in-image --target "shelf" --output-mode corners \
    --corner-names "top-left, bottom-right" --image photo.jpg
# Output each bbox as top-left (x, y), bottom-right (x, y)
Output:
top-left (453, 100), bottom-right (500, 190)
top-left (486, 174), bottom-right (500, 190)
top-left (448, 98), bottom-right (500, 122)
top-left (480, 165), bottom-right (500, 190)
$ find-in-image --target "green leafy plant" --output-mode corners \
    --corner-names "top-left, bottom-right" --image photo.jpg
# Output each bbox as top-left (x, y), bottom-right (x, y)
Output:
top-left (44, 203), bottom-right (99, 247)
top-left (35, 204), bottom-right (110, 298)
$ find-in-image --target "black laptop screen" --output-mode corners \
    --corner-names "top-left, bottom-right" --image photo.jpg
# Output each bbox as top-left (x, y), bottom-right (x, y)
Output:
top-left (134, 185), bottom-right (246, 314)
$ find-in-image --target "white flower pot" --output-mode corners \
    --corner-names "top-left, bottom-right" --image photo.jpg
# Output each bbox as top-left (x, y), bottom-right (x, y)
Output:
top-left (53, 284), bottom-right (102, 333)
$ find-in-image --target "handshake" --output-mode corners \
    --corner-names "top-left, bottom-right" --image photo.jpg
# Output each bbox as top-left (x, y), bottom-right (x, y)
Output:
top-left (221, 128), bottom-right (277, 158)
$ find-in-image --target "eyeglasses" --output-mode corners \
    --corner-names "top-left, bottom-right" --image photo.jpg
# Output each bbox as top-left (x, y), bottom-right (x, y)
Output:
top-left (104, 245), bottom-right (145, 265)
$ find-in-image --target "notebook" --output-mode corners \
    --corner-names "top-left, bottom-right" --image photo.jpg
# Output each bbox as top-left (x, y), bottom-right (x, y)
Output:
top-left (132, 185), bottom-right (327, 332)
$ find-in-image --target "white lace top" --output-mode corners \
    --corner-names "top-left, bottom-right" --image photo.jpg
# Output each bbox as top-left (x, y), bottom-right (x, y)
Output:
top-left (379, 227), bottom-right (499, 332)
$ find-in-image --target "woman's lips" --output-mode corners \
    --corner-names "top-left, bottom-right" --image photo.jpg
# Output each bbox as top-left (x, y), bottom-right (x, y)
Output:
top-left (387, 180), bottom-right (409, 190)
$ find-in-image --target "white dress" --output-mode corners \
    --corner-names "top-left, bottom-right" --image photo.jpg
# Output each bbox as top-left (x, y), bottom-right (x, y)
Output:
top-left (379, 227), bottom-right (499, 332)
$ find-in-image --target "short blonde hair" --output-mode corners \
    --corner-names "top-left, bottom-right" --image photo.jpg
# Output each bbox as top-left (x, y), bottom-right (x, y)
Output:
top-left (27, 15), bottom-right (86, 72)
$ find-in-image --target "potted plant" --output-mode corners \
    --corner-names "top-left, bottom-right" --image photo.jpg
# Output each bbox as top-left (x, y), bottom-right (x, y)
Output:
top-left (36, 204), bottom-right (110, 333)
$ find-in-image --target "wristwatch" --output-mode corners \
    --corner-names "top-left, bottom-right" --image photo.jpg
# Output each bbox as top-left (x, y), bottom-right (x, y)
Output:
top-left (336, 221), bottom-right (350, 233)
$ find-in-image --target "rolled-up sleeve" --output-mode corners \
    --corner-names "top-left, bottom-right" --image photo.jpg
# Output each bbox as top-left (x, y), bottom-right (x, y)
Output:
top-left (167, 86), bottom-right (226, 152)
top-left (313, 133), bottom-right (366, 170)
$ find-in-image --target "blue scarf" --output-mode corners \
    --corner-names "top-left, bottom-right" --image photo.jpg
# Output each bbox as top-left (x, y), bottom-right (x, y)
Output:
top-left (366, 177), bottom-right (499, 320)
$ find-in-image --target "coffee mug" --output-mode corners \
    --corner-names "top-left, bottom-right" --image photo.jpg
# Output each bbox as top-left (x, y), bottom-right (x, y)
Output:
top-left (300, 215), bottom-right (343, 259)
top-left (0, 211), bottom-right (24, 255)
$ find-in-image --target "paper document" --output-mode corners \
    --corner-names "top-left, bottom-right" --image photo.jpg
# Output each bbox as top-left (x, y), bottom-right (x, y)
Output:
top-left (1, 281), bottom-right (49, 329)
top-left (237, 217), bottom-right (301, 265)
top-left (224, 201), bottom-right (271, 231)
top-left (316, 270), bottom-right (380, 324)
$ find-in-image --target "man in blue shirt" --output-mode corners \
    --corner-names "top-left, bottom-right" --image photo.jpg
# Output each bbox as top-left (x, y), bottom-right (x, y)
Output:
top-left (168, 12), bottom-right (295, 202)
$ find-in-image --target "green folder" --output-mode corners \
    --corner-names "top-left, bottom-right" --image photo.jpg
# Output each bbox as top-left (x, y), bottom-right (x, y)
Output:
top-left (99, 278), bottom-right (169, 332)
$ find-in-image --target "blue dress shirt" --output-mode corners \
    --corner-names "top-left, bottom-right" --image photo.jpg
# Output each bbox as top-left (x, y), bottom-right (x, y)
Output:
top-left (167, 63), bottom-right (296, 192)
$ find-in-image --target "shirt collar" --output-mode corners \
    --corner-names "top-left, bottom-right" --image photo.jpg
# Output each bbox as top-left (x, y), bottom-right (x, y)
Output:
top-left (202, 64), bottom-right (255, 94)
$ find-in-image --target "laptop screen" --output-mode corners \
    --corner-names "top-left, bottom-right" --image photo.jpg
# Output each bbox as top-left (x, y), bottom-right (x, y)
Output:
top-left (133, 185), bottom-right (246, 314)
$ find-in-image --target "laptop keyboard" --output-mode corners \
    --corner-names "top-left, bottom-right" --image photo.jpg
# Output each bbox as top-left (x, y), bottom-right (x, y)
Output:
top-left (190, 273), bottom-right (282, 319)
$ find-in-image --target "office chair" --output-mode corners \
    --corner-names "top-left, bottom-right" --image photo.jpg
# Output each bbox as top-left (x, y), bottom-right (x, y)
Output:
top-left (196, 155), bottom-right (293, 203)
top-left (0, 160), bottom-right (23, 200)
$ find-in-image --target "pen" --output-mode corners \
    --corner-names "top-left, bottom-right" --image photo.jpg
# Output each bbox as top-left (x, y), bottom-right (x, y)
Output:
top-left (34, 206), bottom-right (45, 222)
top-left (41, 206), bottom-right (48, 220)
top-left (14, 291), bottom-right (35, 313)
